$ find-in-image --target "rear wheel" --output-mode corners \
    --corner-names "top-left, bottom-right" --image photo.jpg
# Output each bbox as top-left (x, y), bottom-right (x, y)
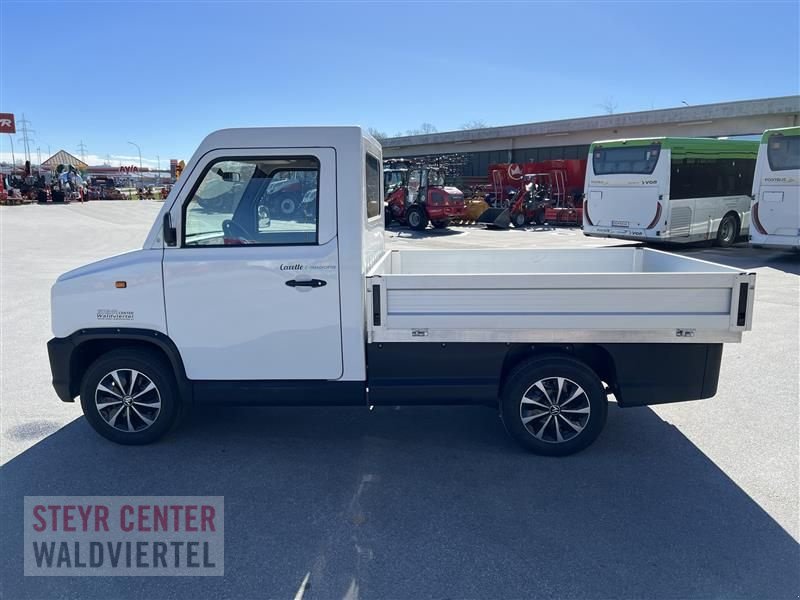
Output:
top-left (715, 213), bottom-right (739, 247)
top-left (407, 206), bottom-right (428, 231)
top-left (511, 212), bottom-right (527, 228)
top-left (80, 349), bottom-right (180, 445)
top-left (500, 357), bottom-right (608, 456)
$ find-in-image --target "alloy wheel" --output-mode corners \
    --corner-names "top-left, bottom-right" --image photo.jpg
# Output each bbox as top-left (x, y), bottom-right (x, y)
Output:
top-left (519, 377), bottom-right (591, 443)
top-left (95, 369), bottom-right (161, 433)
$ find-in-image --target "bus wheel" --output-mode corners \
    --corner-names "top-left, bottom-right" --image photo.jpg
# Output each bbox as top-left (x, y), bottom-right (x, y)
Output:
top-left (715, 213), bottom-right (739, 247)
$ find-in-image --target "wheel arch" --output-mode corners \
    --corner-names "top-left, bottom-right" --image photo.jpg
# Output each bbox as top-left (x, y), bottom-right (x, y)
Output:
top-left (500, 344), bottom-right (618, 397)
top-left (722, 210), bottom-right (741, 234)
top-left (66, 329), bottom-right (190, 403)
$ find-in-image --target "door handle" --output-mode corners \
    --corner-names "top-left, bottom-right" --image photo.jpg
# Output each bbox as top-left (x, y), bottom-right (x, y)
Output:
top-left (285, 279), bottom-right (327, 288)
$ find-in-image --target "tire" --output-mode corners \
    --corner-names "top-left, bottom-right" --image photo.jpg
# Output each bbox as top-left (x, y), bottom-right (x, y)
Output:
top-left (500, 356), bottom-right (608, 456)
top-left (432, 220), bottom-right (449, 229)
top-left (407, 206), bottom-right (428, 231)
top-left (511, 212), bottom-right (527, 228)
top-left (275, 193), bottom-right (298, 217)
top-left (715, 213), bottom-right (739, 248)
top-left (384, 206), bottom-right (393, 225)
top-left (79, 349), bottom-right (181, 445)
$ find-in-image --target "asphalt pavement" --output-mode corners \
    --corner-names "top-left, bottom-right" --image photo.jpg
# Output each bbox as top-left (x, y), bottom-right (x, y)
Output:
top-left (1, 201), bottom-right (798, 599)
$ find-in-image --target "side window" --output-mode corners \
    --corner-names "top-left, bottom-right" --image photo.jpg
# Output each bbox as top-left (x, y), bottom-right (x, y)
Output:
top-left (183, 157), bottom-right (319, 247)
top-left (365, 154), bottom-right (381, 219)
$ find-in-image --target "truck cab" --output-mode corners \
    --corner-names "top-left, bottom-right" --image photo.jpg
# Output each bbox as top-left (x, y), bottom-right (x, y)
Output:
top-left (47, 127), bottom-right (755, 456)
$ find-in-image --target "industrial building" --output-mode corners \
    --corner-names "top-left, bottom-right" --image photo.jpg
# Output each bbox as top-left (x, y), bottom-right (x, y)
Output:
top-left (381, 96), bottom-right (800, 181)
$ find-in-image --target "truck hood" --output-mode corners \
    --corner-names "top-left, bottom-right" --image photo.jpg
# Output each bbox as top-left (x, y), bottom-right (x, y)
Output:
top-left (51, 249), bottom-right (166, 338)
top-left (56, 249), bottom-right (156, 283)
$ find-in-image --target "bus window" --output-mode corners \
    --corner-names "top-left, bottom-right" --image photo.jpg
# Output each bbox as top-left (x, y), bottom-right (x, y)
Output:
top-left (592, 145), bottom-right (660, 175)
top-left (767, 135), bottom-right (800, 171)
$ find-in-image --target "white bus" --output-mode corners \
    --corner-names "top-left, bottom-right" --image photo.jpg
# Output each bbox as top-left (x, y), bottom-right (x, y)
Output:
top-left (750, 127), bottom-right (800, 250)
top-left (583, 137), bottom-right (758, 246)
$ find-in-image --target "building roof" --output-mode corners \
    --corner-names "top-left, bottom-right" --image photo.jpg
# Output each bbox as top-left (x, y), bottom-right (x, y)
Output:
top-left (381, 96), bottom-right (800, 148)
top-left (41, 150), bottom-right (88, 170)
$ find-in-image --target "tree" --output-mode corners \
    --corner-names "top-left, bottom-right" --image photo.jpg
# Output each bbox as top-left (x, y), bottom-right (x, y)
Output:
top-left (596, 97), bottom-right (619, 115)
top-left (460, 120), bottom-right (490, 130)
top-left (367, 127), bottom-right (388, 141)
top-left (405, 123), bottom-right (438, 136)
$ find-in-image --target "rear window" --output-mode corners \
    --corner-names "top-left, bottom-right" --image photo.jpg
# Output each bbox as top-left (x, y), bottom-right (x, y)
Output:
top-left (592, 144), bottom-right (661, 175)
top-left (365, 153), bottom-right (381, 219)
top-left (767, 135), bottom-right (800, 171)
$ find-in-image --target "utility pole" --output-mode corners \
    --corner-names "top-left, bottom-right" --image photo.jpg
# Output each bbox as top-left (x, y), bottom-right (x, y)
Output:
top-left (156, 155), bottom-right (160, 184)
top-left (77, 140), bottom-right (88, 163)
top-left (36, 147), bottom-right (42, 174)
top-left (17, 114), bottom-right (35, 163)
top-left (128, 141), bottom-right (143, 187)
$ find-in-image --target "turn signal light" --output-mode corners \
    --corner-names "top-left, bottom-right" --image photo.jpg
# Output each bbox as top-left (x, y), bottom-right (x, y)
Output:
top-left (115, 281), bottom-right (127, 289)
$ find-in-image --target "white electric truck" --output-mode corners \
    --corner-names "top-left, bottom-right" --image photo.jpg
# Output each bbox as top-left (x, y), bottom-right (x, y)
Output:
top-left (47, 127), bottom-right (756, 456)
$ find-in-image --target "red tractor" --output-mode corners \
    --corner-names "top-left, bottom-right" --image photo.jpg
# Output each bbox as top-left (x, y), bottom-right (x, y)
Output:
top-left (384, 162), bottom-right (465, 230)
top-left (508, 173), bottom-right (554, 228)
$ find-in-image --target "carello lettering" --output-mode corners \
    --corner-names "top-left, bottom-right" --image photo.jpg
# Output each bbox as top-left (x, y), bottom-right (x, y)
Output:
top-left (280, 264), bottom-right (303, 271)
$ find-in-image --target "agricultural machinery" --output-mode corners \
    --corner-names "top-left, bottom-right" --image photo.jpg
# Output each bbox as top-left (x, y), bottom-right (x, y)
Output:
top-left (384, 160), bottom-right (465, 230)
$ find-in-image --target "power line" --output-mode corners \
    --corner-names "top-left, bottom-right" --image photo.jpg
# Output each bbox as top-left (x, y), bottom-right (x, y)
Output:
top-left (17, 114), bottom-right (35, 163)
top-left (77, 140), bottom-right (88, 163)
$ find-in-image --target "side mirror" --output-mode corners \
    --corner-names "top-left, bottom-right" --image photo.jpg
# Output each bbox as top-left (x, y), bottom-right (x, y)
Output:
top-left (163, 212), bottom-right (177, 247)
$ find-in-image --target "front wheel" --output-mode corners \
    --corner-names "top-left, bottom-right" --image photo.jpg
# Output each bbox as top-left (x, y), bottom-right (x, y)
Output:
top-left (80, 349), bottom-right (181, 445)
top-left (715, 213), bottom-right (739, 247)
top-left (406, 206), bottom-right (429, 231)
top-left (274, 193), bottom-right (299, 217)
top-left (511, 211), bottom-right (527, 228)
top-left (500, 357), bottom-right (608, 456)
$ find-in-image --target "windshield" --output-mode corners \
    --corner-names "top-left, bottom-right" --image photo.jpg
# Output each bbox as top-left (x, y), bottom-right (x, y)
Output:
top-left (592, 144), bottom-right (661, 175)
top-left (384, 170), bottom-right (407, 190)
top-left (426, 169), bottom-right (445, 186)
top-left (767, 135), bottom-right (800, 172)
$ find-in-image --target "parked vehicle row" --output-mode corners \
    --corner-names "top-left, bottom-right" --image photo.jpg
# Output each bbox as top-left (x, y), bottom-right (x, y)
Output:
top-left (582, 128), bottom-right (799, 250)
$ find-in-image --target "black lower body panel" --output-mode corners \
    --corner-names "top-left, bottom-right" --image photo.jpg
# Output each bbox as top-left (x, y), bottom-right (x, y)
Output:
top-left (47, 337), bottom-right (76, 402)
top-left (366, 342), bottom-right (724, 408)
top-left (193, 380), bottom-right (366, 406)
top-left (367, 343), bottom-right (509, 405)
top-left (603, 343), bottom-right (723, 407)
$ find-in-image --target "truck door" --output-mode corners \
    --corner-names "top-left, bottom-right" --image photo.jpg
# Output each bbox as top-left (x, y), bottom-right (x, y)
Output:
top-left (162, 148), bottom-right (343, 381)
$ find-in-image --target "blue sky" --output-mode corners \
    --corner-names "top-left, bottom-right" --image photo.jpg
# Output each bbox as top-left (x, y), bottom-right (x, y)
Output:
top-left (1, 1), bottom-right (798, 167)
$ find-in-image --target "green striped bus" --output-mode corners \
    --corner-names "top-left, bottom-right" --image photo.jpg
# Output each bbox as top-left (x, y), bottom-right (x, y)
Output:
top-left (583, 137), bottom-right (758, 246)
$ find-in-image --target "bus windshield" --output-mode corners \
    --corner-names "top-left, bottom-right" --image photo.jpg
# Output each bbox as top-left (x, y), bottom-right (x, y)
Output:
top-left (767, 135), bottom-right (800, 171)
top-left (592, 144), bottom-right (661, 175)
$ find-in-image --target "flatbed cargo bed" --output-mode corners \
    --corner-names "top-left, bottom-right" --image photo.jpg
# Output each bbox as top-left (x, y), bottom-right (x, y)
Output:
top-left (366, 247), bottom-right (755, 344)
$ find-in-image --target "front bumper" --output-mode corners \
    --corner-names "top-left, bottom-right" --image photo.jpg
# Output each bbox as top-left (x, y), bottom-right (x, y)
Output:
top-left (47, 337), bottom-right (76, 402)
